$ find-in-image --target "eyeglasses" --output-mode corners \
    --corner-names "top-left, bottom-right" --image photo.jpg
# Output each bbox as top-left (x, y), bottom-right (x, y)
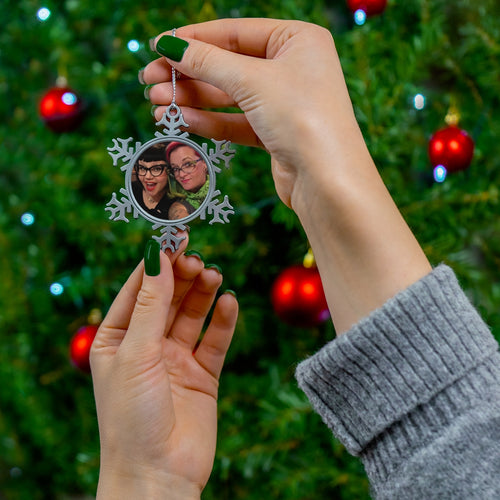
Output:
top-left (136, 164), bottom-right (166, 177)
top-left (170, 159), bottom-right (202, 175)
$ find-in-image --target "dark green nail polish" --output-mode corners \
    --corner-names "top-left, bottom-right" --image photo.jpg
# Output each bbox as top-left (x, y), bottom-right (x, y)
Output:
top-left (185, 250), bottom-right (204, 261)
top-left (144, 240), bottom-right (161, 276)
top-left (138, 67), bottom-right (146, 85)
top-left (224, 289), bottom-right (237, 298)
top-left (205, 263), bottom-right (222, 274)
top-left (156, 35), bottom-right (189, 62)
top-left (143, 84), bottom-right (153, 100)
top-left (150, 105), bottom-right (159, 117)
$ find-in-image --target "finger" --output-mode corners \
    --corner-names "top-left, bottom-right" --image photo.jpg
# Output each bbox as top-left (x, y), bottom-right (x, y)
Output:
top-left (150, 21), bottom-right (288, 102)
top-left (164, 251), bottom-right (205, 334)
top-left (163, 18), bottom-right (294, 59)
top-left (152, 106), bottom-right (262, 147)
top-left (141, 56), bottom-right (177, 84)
top-left (168, 267), bottom-right (223, 350)
top-left (91, 236), bottom-right (186, 373)
top-left (121, 250), bottom-right (175, 349)
top-left (142, 19), bottom-right (277, 85)
top-left (148, 80), bottom-right (236, 109)
top-left (91, 261), bottom-right (144, 352)
top-left (194, 292), bottom-right (238, 380)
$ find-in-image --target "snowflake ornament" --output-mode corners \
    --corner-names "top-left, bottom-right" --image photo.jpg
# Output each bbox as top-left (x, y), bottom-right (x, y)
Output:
top-left (105, 104), bottom-right (235, 251)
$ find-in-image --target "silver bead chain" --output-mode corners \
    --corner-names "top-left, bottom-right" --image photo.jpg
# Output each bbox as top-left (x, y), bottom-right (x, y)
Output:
top-left (171, 28), bottom-right (177, 105)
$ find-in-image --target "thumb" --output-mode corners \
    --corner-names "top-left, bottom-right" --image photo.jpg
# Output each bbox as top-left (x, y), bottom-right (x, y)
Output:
top-left (90, 241), bottom-right (174, 376)
top-left (152, 23), bottom-right (273, 102)
top-left (121, 241), bottom-right (174, 350)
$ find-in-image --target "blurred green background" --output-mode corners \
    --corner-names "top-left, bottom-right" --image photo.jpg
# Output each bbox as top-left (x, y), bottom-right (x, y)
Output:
top-left (1, 0), bottom-right (500, 498)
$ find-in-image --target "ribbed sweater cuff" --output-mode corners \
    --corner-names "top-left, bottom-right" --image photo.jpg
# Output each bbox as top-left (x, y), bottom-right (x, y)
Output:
top-left (295, 264), bottom-right (499, 456)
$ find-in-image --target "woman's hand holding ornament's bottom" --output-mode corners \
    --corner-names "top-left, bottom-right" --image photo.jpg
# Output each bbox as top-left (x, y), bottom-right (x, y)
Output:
top-left (90, 238), bottom-right (238, 500)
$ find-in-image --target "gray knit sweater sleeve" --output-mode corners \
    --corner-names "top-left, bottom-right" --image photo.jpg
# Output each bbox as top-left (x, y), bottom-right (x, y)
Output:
top-left (295, 265), bottom-right (500, 499)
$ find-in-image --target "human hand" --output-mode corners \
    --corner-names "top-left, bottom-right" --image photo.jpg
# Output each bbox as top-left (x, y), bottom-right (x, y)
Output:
top-left (141, 18), bottom-right (364, 209)
top-left (90, 240), bottom-right (238, 499)
top-left (141, 19), bottom-right (430, 335)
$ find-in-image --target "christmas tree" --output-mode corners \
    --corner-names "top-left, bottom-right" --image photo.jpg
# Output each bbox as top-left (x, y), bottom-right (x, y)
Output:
top-left (1, 1), bottom-right (499, 498)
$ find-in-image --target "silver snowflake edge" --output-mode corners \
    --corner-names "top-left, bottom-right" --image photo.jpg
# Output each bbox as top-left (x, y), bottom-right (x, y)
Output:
top-left (105, 104), bottom-right (235, 252)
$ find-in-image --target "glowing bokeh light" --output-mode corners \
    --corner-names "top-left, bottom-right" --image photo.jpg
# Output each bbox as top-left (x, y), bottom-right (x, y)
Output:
top-left (21, 212), bottom-right (35, 226)
top-left (354, 9), bottom-right (367, 25)
top-left (414, 93), bottom-right (425, 110)
top-left (50, 282), bottom-right (64, 295)
top-left (61, 92), bottom-right (77, 105)
top-left (127, 39), bottom-right (140, 52)
top-left (37, 7), bottom-right (51, 21)
top-left (433, 165), bottom-right (447, 183)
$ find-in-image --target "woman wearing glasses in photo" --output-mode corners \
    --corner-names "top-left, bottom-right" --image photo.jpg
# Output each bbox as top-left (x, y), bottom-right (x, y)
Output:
top-left (166, 142), bottom-right (209, 210)
top-left (132, 143), bottom-right (192, 220)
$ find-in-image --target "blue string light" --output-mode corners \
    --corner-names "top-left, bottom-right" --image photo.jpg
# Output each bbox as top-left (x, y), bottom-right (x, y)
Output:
top-left (127, 39), bottom-right (140, 52)
top-left (354, 9), bottom-right (367, 26)
top-left (62, 92), bottom-right (77, 105)
top-left (37, 7), bottom-right (51, 21)
top-left (50, 283), bottom-right (64, 296)
top-left (433, 165), bottom-right (447, 183)
top-left (21, 212), bottom-right (35, 226)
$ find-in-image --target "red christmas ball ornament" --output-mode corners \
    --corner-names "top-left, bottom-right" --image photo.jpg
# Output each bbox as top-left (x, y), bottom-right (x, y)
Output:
top-left (347, 0), bottom-right (388, 17)
top-left (39, 86), bottom-right (84, 132)
top-left (428, 125), bottom-right (474, 173)
top-left (69, 325), bottom-right (98, 373)
top-left (271, 265), bottom-right (330, 328)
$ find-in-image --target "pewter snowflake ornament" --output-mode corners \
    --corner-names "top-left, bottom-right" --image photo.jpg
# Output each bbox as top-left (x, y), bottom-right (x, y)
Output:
top-left (105, 103), bottom-right (235, 251)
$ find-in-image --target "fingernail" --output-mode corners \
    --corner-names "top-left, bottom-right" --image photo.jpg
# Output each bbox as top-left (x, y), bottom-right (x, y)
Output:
top-left (148, 37), bottom-right (157, 52)
top-left (155, 35), bottom-right (189, 62)
top-left (144, 240), bottom-right (161, 276)
top-left (205, 263), bottom-right (222, 274)
top-left (144, 84), bottom-right (154, 100)
top-left (185, 250), bottom-right (204, 261)
top-left (150, 105), bottom-right (159, 117)
top-left (138, 67), bottom-right (146, 85)
top-left (224, 289), bottom-right (237, 298)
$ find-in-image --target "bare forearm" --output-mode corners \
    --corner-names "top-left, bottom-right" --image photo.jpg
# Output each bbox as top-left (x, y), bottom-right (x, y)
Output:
top-left (291, 125), bottom-right (431, 334)
top-left (97, 465), bottom-right (201, 500)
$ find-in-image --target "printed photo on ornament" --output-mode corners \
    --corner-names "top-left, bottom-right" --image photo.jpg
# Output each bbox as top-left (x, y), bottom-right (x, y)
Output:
top-left (106, 104), bottom-right (235, 252)
top-left (130, 140), bottom-right (211, 223)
